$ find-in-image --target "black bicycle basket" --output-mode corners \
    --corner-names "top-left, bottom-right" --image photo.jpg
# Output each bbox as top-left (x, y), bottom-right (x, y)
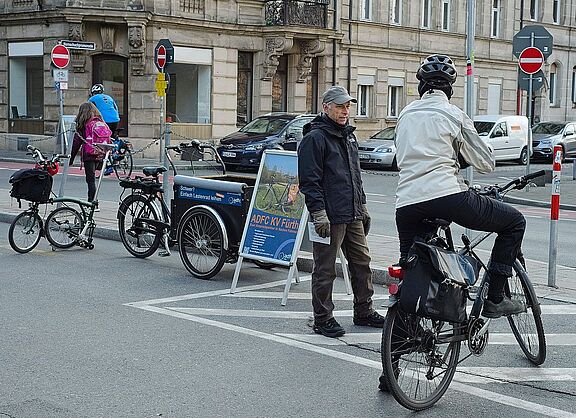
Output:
top-left (9, 168), bottom-right (53, 203)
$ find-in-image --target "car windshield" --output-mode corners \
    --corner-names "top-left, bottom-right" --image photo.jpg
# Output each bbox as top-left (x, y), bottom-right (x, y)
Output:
top-left (239, 117), bottom-right (291, 134)
top-left (474, 121), bottom-right (495, 135)
top-left (532, 122), bottom-right (565, 135)
top-left (371, 127), bottom-right (395, 140)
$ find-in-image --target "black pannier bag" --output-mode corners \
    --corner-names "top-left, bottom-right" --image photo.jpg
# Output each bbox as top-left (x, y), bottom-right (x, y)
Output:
top-left (399, 240), bottom-right (480, 323)
top-left (9, 168), bottom-right (53, 203)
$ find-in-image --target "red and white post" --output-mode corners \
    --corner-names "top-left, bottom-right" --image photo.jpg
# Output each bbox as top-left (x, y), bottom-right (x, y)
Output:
top-left (548, 145), bottom-right (562, 287)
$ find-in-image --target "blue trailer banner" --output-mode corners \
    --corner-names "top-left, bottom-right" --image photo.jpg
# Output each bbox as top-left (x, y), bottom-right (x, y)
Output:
top-left (178, 185), bottom-right (243, 207)
top-left (239, 150), bottom-right (306, 265)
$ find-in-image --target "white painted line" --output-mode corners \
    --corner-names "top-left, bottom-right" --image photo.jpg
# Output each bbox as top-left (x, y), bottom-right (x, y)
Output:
top-left (456, 367), bottom-right (576, 383)
top-left (277, 332), bottom-right (576, 346)
top-left (167, 307), bottom-right (353, 319)
top-left (221, 291), bottom-right (386, 301)
top-left (128, 302), bottom-right (575, 417)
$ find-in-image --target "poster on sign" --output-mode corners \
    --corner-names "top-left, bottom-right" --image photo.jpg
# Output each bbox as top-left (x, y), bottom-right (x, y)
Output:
top-left (239, 150), bottom-right (307, 265)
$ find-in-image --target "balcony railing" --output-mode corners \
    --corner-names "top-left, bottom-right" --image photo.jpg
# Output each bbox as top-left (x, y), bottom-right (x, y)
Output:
top-left (265, 0), bottom-right (328, 29)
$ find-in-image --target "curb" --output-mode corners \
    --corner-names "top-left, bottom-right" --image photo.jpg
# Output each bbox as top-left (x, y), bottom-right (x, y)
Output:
top-left (504, 195), bottom-right (576, 211)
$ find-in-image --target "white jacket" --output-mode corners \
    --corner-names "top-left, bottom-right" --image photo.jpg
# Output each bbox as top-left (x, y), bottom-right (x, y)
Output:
top-left (395, 91), bottom-right (495, 208)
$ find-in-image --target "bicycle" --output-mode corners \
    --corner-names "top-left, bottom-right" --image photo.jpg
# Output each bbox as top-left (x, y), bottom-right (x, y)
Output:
top-left (116, 140), bottom-right (225, 261)
top-left (105, 128), bottom-right (133, 179)
top-left (7, 146), bottom-right (67, 253)
top-left (254, 174), bottom-right (304, 215)
top-left (42, 142), bottom-right (117, 250)
top-left (380, 170), bottom-right (547, 411)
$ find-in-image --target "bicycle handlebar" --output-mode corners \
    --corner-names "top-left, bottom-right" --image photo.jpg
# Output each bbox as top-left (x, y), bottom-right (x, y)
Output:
top-left (477, 170), bottom-right (547, 199)
top-left (164, 140), bottom-right (226, 175)
top-left (26, 145), bottom-right (69, 164)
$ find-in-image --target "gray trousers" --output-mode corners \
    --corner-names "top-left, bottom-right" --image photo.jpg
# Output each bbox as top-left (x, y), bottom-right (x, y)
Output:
top-left (311, 220), bottom-right (374, 323)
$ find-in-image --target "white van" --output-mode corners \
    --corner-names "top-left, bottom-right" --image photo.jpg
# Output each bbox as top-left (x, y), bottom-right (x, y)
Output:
top-left (473, 115), bottom-right (530, 165)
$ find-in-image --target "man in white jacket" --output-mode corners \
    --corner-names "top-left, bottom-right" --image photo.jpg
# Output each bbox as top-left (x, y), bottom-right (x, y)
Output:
top-left (394, 54), bottom-right (525, 319)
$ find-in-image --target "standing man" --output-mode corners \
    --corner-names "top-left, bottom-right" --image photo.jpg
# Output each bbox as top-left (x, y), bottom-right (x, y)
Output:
top-left (298, 85), bottom-right (384, 338)
top-left (89, 84), bottom-right (120, 134)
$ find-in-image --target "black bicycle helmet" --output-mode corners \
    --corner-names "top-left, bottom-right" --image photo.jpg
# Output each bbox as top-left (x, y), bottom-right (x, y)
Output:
top-left (90, 83), bottom-right (104, 95)
top-left (416, 54), bottom-right (457, 87)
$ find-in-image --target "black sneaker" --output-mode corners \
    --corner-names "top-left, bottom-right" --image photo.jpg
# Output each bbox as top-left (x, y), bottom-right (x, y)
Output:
top-left (482, 297), bottom-right (526, 319)
top-left (313, 318), bottom-right (345, 338)
top-left (353, 311), bottom-right (385, 328)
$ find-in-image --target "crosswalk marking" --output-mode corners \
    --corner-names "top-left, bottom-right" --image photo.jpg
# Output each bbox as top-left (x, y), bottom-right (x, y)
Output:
top-left (221, 291), bottom-right (386, 301)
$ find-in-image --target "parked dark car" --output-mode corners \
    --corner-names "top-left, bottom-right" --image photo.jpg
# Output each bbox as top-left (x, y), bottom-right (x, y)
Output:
top-left (217, 113), bottom-right (315, 170)
top-left (532, 121), bottom-right (576, 161)
top-left (357, 127), bottom-right (398, 170)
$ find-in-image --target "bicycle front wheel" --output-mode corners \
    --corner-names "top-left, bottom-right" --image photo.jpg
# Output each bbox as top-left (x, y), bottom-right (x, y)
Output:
top-left (177, 207), bottom-right (226, 279)
top-left (381, 304), bottom-right (461, 411)
top-left (506, 260), bottom-right (546, 365)
top-left (117, 194), bottom-right (162, 258)
top-left (9, 210), bottom-right (43, 253)
top-left (116, 147), bottom-right (133, 179)
top-left (45, 207), bottom-right (84, 249)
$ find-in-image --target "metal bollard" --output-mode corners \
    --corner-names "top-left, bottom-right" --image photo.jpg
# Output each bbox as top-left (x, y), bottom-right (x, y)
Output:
top-left (573, 159), bottom-right (576, 180)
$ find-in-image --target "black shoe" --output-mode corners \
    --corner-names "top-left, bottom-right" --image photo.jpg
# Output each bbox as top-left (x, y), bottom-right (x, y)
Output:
top-left (353, 311), bottom-right (385, 328)
top-left (482, 297), bottom-right (526, 319)
top-left (313, 318), bottom-right (345, 338)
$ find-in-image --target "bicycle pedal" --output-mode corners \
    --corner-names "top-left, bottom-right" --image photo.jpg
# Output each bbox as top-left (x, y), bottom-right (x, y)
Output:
top-left (158, 250), bottom-right (171, 257)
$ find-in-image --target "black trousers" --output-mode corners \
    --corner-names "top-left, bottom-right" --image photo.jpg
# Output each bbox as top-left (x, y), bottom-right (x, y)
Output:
top-left (395, 190), bottom-right (526, 278)
top-left (83, 160), bottom-right (98, 202)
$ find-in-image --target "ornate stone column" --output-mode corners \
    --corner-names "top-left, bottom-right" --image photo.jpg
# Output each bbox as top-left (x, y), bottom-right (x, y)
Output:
top-left (127, 23), bottom-right (146, 76)
top-left (68, 20), bottom-right (86, 73)
top-left (262, 36), bottom-right (293, 81)
top-left (296, 39), bottom-right (325, 82)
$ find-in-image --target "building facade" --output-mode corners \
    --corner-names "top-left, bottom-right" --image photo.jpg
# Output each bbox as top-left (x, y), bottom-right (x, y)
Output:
top-left (1, 0), bottom-right (575, 155)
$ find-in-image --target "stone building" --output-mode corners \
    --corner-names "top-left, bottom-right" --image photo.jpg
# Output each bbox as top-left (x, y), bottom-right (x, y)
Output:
top-left (1, 0), bottom-right (575, 156)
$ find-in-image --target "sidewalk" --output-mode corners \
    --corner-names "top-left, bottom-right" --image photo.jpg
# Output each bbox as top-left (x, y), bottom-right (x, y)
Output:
top-left (1, 149), bottom-right (575, 300)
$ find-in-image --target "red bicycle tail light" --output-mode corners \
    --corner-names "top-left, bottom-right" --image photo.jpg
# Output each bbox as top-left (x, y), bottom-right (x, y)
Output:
top-left (47, 162), bottom-right (59, 176)
top-left (388, 283), bottom-right (399, 295)
top-left (388, 265), bottom-right (404, 280)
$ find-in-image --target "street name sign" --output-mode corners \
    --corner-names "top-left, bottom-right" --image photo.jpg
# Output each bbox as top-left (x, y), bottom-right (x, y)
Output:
top-left (60, 40), bottom-right (96, 51)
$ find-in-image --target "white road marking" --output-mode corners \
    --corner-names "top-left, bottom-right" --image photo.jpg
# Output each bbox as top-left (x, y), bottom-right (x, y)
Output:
top-left (276, 332), bottom-right (576, 346)
top-left (221, 291), bottom-right (386, 301)
top-left (455, 367), bottom-right (576, 383)
top-left (167, 307), bottom-right (351, 319)
top-left (127, 299), bottom-right (575, 417)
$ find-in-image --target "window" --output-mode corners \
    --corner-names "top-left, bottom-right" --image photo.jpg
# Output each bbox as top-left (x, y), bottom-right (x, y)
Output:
top-left (421, 0), bottom-right (431, 28)
top-left (391, 0), bottom-right (402, 24)
top-left (491, 0), bottom-right (500, 38)
top-left (553, 0), bottom-right (561, 23)
top-left (93, 55), bottom-right (128, 134)
top-left (167, 46), bottom-right (212, 123)
top-left (549, 64), bottom-right (557, 106)
top-left (530, 0), bottom-right (539, 20)
top-left (8, 41), bottom-right (44, 134)
top-left (357, 74), bottom-right (375, 117)
top-left (237, 51), bottom-right (253, 126)
top-left (361, 0), bottom-right (372, 20)
top-left (572, 66), bottom-right (576, 104)
top-left (272, 55), bottom-right (288, 112)
top-left (441, 0), bottom-right (450, 31)
top-left (487, 83), bottom-right (502, 114)
top-left (388, 86), bottom-right (402, 118)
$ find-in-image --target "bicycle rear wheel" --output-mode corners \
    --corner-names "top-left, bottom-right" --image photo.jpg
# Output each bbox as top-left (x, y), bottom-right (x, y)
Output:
top-left (117, 194), bottom-right (162, 258)
top-left (381, 304), bottom-right (461, 411)
top-left (45, 207), bottom-right (83, 249)
top-left (113, 147), bottom-right (133, 179)
top-left (9, 210), bottom-right (43, 253)
top-left (506, 260), bottom-right (546, 365)
top-left (177, 207), bottom-right (226, 279)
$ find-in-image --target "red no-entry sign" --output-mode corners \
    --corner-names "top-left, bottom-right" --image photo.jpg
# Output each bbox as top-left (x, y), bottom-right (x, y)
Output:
top-left (518, 47), bottom-right (544, 75)
top-left (51, 44), bottom-right (70, 69)
top-left (156, 45), bottom-right (166, 70)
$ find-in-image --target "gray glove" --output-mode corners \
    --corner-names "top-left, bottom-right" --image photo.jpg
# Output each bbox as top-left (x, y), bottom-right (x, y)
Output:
top-left (361, 204), bottom-right (371, 236)
top-left (311, 209), bottom-right (330, 238)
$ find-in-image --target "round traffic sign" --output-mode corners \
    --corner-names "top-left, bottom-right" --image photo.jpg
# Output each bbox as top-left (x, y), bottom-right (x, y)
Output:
top-left (518, 47), bottom-right (544, 75)
top-left (51, 44), bottom-right (70, 69)
top-left (156, 45), bottom-right (166, 69)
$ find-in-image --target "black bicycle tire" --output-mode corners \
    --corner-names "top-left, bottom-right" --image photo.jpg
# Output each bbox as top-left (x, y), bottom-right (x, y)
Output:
top-left (253, 260), bottom-right (276, 270)
top-left (8, 211), bottom-right (43, 253)
top-left (45, 207), bottom-right (83, 249)
top-left (506, 260), bottom-right (547, 365)
top-left (117, 194), bottom-right (162, 258)
top-left (381, 304), bottom-right (461, 411)
top-left (177, 207), bottom-right (226, 279)
top-left (113, 148), bottom-right (133, 179)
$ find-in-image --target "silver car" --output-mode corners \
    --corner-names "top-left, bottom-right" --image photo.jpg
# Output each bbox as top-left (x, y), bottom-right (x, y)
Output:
top-left (358, 127), bottom-right (398, 170)
top-left (532, 121), bottom-right (576, 161)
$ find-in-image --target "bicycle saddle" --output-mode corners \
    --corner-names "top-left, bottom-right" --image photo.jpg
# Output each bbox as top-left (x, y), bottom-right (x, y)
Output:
top-left (142, 166), bottom-right (167, 177)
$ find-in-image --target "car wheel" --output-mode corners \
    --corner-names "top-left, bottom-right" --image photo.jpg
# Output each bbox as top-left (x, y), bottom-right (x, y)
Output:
top-left (518, 147), bottom-right (528, 165)
top-left (391, 157), bottom-right (398, 171)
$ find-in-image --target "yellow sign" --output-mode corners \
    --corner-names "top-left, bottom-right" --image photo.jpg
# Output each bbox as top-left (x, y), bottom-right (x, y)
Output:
top-left (155, 72), bottom-right (167, 97)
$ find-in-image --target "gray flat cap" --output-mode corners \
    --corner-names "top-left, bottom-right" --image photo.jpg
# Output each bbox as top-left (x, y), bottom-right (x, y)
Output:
top-left (322, 85), bottom-right (357, 104)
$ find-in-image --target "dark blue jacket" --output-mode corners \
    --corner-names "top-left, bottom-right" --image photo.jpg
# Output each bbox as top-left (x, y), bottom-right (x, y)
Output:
top-left (298, 114), bottom-right (366, 224)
